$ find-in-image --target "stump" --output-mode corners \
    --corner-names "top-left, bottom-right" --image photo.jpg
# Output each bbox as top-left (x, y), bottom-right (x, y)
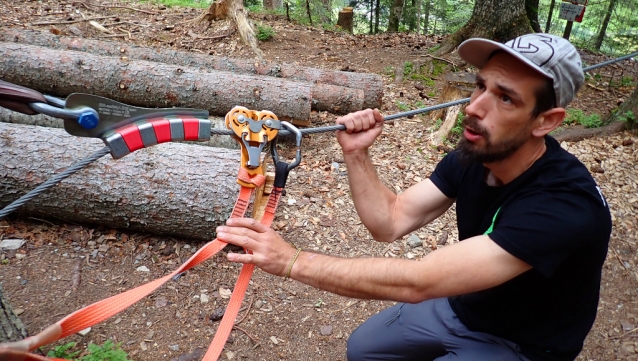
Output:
top-left (337, 7), bottom-right (354, 33)
top-left (430, 72), bottom-right (474, 145)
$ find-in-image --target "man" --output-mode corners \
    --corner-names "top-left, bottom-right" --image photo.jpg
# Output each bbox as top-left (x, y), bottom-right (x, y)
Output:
top-left (216, 33), bottom-right (611, 361)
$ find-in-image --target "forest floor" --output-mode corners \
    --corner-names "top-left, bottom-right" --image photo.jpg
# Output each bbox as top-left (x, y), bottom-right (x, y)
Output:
top-left (1, 1), bottom-right (638, 360)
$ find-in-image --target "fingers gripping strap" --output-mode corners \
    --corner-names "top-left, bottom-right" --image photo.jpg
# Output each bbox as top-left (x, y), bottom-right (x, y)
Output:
top-left (203, 186), bottom-right (283, 361)
top-left (1, 186), bottom-right (254, 358)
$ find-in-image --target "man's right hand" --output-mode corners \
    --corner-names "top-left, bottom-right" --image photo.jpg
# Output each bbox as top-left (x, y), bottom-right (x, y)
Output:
top-left (336, 109), bottom-right (384, 154)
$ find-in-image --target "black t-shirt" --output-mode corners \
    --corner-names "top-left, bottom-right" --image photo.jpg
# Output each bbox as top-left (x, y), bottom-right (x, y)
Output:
top-left (429, 136), bottom-right (611, 361)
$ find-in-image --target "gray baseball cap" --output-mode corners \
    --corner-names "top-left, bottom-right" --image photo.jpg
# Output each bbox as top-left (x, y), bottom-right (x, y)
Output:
top-left (458, 33), bottom-right (584, 108)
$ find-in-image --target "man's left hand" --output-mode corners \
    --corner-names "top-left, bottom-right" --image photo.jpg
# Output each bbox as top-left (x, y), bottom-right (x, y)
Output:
top-left (216, 218), bottom-right (297, 277)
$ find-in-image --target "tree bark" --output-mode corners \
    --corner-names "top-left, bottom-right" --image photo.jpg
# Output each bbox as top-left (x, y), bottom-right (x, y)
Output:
top-left (369, 0), bottom-right (374, 34)
top-left (423, 0), bottom-right (430, 34)
top-left (0, 43), bottom-right (314, 122)
top-left (305, 0), bottom-right (313, 26)
top-left (374, 0), bottom-right (381, 34)
top-left (594, 0), bottom-right (618, 51)
top-left (1, 29), bottom-right (381, 111)
top-left (0, 123), bottom-right (245, 240)
top-left (337, 8), bottom-right (354, 33)
top-left (374, 0), bottom-right (381, 33)
top-left (415, 0), bottom-right (422, 34)
top-left (387, 0), bottom-right (405, 32)
top-left (435, 0), bottom-right (533, 55)
top-left (0, 108), bottom-right (240, 150)
top-left (525, 0), bottom-right (542, 32)
top-left (0, 284), bottom-right (27, 343)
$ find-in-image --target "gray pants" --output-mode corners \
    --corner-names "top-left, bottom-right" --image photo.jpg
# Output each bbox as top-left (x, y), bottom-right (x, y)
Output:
top-left (346, 298), bottom-right (531, 361)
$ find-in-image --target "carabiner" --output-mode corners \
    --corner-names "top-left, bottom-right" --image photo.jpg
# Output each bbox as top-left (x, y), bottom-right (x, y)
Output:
top-left (270, 121), bottom-right (302, 189)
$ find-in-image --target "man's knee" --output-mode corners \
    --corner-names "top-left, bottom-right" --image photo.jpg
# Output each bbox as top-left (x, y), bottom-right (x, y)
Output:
top-left (345, 325), bottom-right (367, 361)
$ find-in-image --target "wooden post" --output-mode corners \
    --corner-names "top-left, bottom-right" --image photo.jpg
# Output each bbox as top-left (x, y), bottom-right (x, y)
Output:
top-left (337, 7), bottom-right (354, 33)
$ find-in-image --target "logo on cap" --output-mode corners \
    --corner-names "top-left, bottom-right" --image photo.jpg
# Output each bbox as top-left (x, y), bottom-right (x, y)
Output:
top-left (506, 34), bottom-right (556, 67)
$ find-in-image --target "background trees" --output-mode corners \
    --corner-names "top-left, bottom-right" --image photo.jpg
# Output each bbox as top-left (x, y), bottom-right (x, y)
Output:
top-left (257, 0), bottom-right (637, 56)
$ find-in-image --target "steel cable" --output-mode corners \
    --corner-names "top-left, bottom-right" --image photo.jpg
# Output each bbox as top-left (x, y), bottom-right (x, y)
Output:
top-left (0, 146), bottom-right (111, 220)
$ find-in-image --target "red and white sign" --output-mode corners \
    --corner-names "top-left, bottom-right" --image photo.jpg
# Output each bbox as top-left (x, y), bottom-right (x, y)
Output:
top-left (559, 2), bottom-right (586, 22)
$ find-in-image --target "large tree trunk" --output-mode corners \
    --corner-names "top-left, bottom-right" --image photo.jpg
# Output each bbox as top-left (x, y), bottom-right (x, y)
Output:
top-left (525, 0), bottom-right (542, 32)
top-left (0, 43), bottom-right (314, 122)
top-left (422, 0), bottom-right (430, 34)
top-left (594, 0), bottom-right (618, 51)
top-left (374, 0), bottom-right (381, 33)
top-left (0, 123), bottom-right (245, 240)
top-left (387, 0), bottom-right (405, 32)
top-left (415, 0), bottom-right (422, 33)
top-left (0, 29), bottom-right (382, 110)
top-left (0, 284), bottom-right (27, 343)
top-left (435, 0), bottom-right (533, 55)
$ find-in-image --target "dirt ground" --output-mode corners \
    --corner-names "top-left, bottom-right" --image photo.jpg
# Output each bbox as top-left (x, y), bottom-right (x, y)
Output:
top-left (1, 1), bottom-right (638, 360)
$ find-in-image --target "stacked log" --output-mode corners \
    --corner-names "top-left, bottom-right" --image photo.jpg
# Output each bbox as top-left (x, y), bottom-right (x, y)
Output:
top-left (0, 123), bottom-right (240, 240)
top-left (0, 43), bottom-right (312, 122)
top-left (0, 28), bottom-right (383, 116)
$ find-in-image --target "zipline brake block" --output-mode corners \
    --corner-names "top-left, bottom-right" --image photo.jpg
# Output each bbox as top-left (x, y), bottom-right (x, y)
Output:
top-left (225, 106), bottom-right (282, 188)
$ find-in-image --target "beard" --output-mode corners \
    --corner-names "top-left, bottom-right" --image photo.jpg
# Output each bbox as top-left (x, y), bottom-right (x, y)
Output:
top-left (455, 115), bottom-right (529, 167)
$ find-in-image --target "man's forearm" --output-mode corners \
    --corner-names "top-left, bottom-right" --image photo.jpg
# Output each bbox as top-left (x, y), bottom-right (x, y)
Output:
top-left (290, 251), bottom-right (426, 302)
top-left (344, 150), bottom-right (399, 242)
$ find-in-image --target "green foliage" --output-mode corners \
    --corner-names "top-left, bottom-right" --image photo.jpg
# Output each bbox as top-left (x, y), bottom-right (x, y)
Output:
top-left (409, 74), bottom-right (435, 86)
top-left (434, 118), bottom-right (443, 130)
top-left (384, 66), bottom-right (395, 76)
top-left (396, 101), bottom-right (411, 111)
top-left (617, 110), bottom-right (636, 123)
top-left (403, 62), bottom-right (414, 77)
top-left (255, 23), bottom-right (275, 41)
top-left (451, 111), bottom-right (464, 135)
top-left (47, 342), bottom-right (81, 359)
top-left (540, 0), bottom-right (638, 56)
top-left (565, 109), bottom-right (603, 128)
top-left (47, 340), bottom-right (131, 361)
top-left (427, 90), bottom-right (437, 98)
top-left (140, 0), bottom-right (210, 8)
top-left (431, 60), bottom-right (446, 77)
top-left (610, 76), bottom-right (634, 87)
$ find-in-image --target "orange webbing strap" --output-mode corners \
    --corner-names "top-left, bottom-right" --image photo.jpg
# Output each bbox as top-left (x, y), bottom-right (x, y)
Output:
top-left (0, 186), bottom-right (255, 359)
top-left (202, 186), bottom-right (283, 360)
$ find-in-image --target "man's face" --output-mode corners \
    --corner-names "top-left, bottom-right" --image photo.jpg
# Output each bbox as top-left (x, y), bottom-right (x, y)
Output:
top-left (456, 52), bottom-right (546, 165)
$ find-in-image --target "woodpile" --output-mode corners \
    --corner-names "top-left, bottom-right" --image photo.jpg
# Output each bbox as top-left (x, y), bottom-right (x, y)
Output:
top-left (0, 28), bottom-right (383, 124)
